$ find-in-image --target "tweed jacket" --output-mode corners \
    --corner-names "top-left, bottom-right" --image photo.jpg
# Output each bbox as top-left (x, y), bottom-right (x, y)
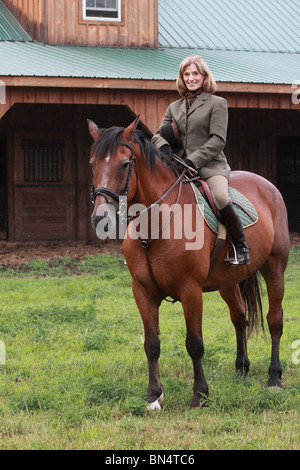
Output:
top-left (152, 91), bottom-right (231, 181)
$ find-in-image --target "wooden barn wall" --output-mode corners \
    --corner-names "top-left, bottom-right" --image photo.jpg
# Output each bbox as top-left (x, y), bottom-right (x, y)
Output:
top-left (0, 103), bottom-right (143, 241)
top-left (1, 86), bottom-right (179, 135)
top-left (1, 85), bottom-right (297, 135)
top-left (225, 108), bottom-right (300, 183)
top-left (3, 0), bottom-right (158, 47)
top-left (0, 92), bottom-right (299, 241)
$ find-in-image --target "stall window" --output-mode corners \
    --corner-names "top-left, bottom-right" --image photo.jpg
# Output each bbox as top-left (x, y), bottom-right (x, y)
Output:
top-left (23, 138), bottom-right (64, 183)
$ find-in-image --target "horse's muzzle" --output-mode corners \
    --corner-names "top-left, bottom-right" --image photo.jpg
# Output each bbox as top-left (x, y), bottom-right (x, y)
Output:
top-left (91, 203), bottom-right (117, 239)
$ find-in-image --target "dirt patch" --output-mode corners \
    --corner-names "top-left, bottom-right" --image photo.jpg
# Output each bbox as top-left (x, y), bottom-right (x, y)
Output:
top-left (0, 240), bottom-right (123, 268)
top-left (0, 233), bottom-right (298, 268)
top-left (290, 232), bottom-right (300, 246)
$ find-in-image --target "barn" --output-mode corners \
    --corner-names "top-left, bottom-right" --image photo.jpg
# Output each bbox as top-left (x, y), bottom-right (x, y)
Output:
top-left (0, 0), bottom-right (299, 241)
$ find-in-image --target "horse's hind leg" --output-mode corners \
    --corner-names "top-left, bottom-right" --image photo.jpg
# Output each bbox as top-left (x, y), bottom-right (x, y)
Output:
top-left (132, 280), bottom-right (163, 409)
top-left (260, 255), bottom-right (287, 388)
top-left (219, 285), bottom-right (250, 375)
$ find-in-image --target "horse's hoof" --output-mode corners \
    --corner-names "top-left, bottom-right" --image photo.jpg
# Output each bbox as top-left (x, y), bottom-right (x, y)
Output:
top-left (190, 400), bottom-right (209, 409)
top-left (267, 385), bottom-right (282, 392)
top-left (147, 400), bottom-right (161, 411)
top-left (267, 377), bottom-right (282, 389)
top-left (147, 392), bottom-right (164, 411)
top-left (158, 392), bottom-right (164, 404)
top-left (190, 392), bottom-right (209, 409)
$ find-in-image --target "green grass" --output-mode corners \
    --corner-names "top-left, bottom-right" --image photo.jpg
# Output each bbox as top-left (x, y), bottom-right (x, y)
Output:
top-left (0, 249), bottom-right (299, 450)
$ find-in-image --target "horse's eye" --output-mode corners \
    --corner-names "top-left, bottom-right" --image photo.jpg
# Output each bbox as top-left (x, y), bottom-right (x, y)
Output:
top-left (121, 161), bottom-right (130, 171)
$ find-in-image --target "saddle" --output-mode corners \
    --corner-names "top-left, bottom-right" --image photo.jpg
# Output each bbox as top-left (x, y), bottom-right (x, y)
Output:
top-left (192, 179), bottom-right (258, 232)
top-left (191, 179), bottom-right (258, 278)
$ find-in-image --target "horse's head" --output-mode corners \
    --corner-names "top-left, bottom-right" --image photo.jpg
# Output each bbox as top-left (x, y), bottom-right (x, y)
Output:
top-left (88, 117), bottom-right (140, 235)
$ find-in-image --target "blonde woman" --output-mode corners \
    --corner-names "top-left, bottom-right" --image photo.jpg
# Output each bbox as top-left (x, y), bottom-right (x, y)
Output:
top-left (152, 55), bottom-right (250, 265)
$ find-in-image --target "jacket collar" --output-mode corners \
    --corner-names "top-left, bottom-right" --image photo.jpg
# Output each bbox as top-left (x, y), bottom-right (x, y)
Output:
top-left (181, 91), bottom-right (209, 115)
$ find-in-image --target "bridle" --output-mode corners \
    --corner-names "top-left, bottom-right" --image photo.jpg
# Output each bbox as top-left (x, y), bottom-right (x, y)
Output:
top-left (91, 142), bottom-right (195, 209)
top-left (91, 142), bottom-right (136, 205)
top-left (91, 143), bottom-right (190, 228)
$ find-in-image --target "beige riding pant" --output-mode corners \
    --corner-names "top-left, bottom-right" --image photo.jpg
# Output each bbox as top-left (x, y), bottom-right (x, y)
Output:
top-left (205, 175), bottom-right (230, 210)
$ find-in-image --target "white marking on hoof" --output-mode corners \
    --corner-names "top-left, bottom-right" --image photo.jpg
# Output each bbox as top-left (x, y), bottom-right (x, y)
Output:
top-left (147, 393), bottom-right (164, 411)
top-left (147, 400), bottom-right (161, 411)
top-left (158, 392), bottom-right (164, 404)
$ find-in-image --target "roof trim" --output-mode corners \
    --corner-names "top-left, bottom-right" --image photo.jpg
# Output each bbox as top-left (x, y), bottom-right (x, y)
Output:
top-left (0, 75), bottom-right (295, 94)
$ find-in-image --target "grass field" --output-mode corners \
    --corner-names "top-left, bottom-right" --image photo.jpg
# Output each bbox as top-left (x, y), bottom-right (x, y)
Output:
top-left (0, 246), bottom-right (299, 450)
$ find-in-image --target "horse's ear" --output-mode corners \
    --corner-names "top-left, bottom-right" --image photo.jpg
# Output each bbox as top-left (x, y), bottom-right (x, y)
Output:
top-left (121, 114), bottom-right (140, 143)
top-left (87, 119), bottom-right (101, 141)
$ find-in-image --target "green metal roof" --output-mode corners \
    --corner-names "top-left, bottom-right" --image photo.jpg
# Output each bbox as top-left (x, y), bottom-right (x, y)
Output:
top-left (0, 0), bottom-right (31, 41)
top-left (0, 41), bottom-right (299, 85)
top-left (159, 0), bottom-right (300, 53)
top-left (0, 0), bottom-right (299, 85)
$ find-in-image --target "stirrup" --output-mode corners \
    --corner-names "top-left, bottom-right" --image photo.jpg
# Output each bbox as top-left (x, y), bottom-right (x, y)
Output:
top-left (225, 239), bottom-right (251, 266)
top-left (225, 242), bottom-right (239, 266)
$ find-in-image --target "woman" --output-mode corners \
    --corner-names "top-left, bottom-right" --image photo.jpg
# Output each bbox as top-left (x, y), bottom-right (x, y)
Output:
top-left (151, 55), bottom-right (250, 265)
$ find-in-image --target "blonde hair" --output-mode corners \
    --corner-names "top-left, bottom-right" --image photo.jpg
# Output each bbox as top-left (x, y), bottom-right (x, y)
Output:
top-left (176, 55), bottom-right (217, 97)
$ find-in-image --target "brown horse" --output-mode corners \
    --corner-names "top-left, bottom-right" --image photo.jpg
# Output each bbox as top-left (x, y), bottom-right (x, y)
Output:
top-left (88, 118), bottom-right (290, 409)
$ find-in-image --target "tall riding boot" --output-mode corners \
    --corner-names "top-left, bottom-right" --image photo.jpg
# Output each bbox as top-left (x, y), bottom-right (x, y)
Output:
top-left (220, 201), bottom-right (251, 266)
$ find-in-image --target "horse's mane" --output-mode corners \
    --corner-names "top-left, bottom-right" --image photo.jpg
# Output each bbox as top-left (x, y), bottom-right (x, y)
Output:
top-left (91, 126), bottom-right (181, 175)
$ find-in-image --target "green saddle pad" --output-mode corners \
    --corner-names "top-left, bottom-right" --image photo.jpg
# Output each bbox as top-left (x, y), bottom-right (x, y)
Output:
top-left (191, 183), bottom-right (258, 233)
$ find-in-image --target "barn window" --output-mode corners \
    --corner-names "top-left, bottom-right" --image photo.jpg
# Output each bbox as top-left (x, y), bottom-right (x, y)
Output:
top-left (277, 136), bottom-right (300, 184)
top-left (83, 0), bottom-right (121, 21)
top-left (23, 138), bottom-right (64, 183)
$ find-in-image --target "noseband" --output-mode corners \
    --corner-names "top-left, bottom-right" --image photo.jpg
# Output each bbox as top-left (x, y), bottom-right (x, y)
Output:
top-left (91, 142), bottom-right (136, 205)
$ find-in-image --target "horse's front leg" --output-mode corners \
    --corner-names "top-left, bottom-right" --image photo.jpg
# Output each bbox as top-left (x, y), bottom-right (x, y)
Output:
top-left (132, 280), bottom-right (163, 410)
top-left (181, 287), bottom-right (209, 408)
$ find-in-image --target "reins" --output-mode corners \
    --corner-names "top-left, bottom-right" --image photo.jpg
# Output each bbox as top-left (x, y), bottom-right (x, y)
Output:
top-left (128, 166), bottom-right (187, 224)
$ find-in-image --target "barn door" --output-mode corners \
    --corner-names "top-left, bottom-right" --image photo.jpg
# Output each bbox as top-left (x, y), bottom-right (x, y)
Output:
top-left (277, 136), bottom-right (300, 232)
top-left (14, 132), bottom-right (75, 241)
top-left (0, 135), bottom-right (8, 240)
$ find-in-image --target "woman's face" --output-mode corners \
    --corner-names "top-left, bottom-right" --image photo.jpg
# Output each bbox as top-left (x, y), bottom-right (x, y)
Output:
top-left (183, 63), bottom-right (205, 92)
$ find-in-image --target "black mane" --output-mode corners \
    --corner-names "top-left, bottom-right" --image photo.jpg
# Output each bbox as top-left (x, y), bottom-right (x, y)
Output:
top-left (91, 126), bottom-right (124, 162)
top-left (91, 126), bottom-right (181, 175)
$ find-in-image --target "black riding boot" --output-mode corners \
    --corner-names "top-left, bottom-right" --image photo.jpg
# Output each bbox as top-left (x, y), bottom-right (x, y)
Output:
top-left (220, 201), bottom-right (251, 266)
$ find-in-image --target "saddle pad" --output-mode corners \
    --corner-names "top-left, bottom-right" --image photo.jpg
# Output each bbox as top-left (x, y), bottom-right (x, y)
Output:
top-left (191, 183), bottom-right (258, 234)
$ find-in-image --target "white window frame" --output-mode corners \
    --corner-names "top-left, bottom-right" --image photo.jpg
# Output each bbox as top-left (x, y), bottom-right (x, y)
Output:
top-left (83, 0), bottom-right (122, 22)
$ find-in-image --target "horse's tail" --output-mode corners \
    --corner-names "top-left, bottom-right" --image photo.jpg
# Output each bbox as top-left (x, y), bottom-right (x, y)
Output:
top-left (239, 273), bottom-right (264, 337)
